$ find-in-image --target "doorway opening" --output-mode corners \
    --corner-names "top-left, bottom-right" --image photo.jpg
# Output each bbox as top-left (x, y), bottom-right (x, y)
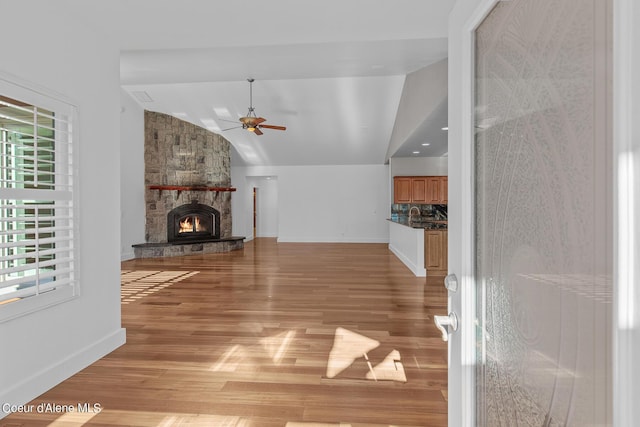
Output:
top-left (247, 176), bottom-right (279, 240)
top-left (253, 187), bottom-right (257, 239)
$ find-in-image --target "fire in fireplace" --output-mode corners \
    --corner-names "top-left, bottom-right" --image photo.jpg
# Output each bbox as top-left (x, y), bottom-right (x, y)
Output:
top-left (179, 216), bottom-right (204, 233)
top-left (167, 200), bottom-right (220, 243)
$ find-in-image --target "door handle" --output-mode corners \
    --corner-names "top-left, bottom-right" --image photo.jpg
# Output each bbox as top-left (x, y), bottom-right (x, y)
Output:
top-left (434, 312), bottom-right (458, 342)
top-left (444, 274), bottom-right (458, 292)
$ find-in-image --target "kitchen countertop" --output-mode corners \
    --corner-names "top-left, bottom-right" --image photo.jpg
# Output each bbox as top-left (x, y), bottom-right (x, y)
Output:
top-left (387, 217), bottom-right (448, 230)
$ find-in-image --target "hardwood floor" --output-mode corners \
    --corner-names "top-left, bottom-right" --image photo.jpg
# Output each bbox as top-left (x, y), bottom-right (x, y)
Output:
top-left (3, 239), bottom-right (448, 427)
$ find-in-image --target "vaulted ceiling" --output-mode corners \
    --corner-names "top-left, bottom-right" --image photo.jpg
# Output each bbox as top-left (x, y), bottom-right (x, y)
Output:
top-left (92, 0), bottom-right (453, 165)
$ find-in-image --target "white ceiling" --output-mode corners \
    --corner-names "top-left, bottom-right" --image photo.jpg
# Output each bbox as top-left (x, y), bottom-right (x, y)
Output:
top-left (96, 0), bottom-right (453, 166)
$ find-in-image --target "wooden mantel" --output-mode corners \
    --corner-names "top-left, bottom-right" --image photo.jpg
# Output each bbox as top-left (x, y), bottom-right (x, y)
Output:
top-left (148, 185), bottom-right (236, 198)
top-left (148, 185), bottom-right (236, 192)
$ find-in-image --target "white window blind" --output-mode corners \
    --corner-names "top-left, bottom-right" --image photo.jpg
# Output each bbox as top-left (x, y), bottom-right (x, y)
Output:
top-left (0, 78), bottom-right (78, 322)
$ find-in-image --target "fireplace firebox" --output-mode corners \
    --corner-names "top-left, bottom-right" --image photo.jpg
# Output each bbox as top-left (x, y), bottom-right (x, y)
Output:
top-left (167, 201), bottom-right (220, 243)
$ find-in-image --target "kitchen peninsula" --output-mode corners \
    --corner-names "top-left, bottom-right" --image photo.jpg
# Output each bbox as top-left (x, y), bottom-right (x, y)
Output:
top-left (388, 202), bottom-right (447, 277)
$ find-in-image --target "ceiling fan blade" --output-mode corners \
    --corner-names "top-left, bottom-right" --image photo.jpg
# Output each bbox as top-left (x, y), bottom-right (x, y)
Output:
top-left (259, 124), bottom-right (286, 131)
top-left (254, 127), bottom-right (263, 136)
top-left (221, 125), bottom-right (242, 131)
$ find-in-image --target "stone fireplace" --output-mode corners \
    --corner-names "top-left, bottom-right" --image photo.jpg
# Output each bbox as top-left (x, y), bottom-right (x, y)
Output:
top-left (133, 111), bottom-right (244, 258)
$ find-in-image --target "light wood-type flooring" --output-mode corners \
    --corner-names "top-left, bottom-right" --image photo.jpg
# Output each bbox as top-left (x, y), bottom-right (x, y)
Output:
top-left (3, 238), bottom-right (448, 427)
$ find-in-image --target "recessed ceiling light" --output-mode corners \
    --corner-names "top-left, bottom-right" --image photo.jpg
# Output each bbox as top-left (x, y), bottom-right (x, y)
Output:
top-left (442, 126), bottom-right (449, 131)
top-left (422, 143), bottom-right (431, 146)
top-left (412, 151), bottom-right (420, 154)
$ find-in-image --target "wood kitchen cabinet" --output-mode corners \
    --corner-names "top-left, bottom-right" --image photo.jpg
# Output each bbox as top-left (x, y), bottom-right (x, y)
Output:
top-left (410, 177), bottom-right (428, 203)
top-left (440, 177), bottom-right (448, 204)
top-left (393, 177), bottom-right (412, 203)
top-left (425, 177), bottom-right (441, 203)
top-left (424, 229), bottom-right (448, 276)
top-left (393, 176), bottom-right (448, 204)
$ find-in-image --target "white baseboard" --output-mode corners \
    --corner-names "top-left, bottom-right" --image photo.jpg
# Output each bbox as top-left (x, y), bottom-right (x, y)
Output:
top-left (0, 328), bottom-right (126, 419)
top-left (388, 244), bottom-right (427, 277)
top-left (277, 236), bottom-right (389, 243)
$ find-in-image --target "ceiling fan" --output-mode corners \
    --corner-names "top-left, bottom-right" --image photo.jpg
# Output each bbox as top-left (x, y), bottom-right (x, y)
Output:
top-left (223, 78), bottom-right (286, 136)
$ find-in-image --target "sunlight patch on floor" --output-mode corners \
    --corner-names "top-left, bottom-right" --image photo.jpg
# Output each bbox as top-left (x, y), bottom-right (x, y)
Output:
top-left (46, 411), bottom-right (99, 426)
top-left (326, 327), bottom-right (379, 378)
top-left (210, 344), bottom-right (245, 372)
top-left (326, 327), bottom-right (406, 382)
top-left (42, 409), bottom-right (253, 427)
top-left (365, 349), bottom-right (407, 382)
top-left (210, 328), bottom-right (299, 372)
top-left (286, 423), bottom-right (353, 427)
top-left (120, 270), bottom-right (199, 304)
top-left (260, 330), bottom-right (296, 364)
top-left (157, 414), bottom-right (251, 427)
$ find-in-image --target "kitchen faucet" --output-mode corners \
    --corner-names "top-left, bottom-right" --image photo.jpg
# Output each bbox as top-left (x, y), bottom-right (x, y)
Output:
top-left (409, 206), bottom-right (421, 222)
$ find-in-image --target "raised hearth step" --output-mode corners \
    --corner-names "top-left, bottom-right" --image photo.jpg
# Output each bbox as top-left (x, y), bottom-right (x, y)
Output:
top-left (132, 237), bottom-right (245, 259)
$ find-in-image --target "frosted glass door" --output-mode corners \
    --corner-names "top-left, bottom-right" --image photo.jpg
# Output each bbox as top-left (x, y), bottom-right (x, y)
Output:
top-left (474, 0), bottom-right (612, 425)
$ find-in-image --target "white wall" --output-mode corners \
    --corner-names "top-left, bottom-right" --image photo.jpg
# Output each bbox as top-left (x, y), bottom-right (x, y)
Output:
top-left (386, 59), bottom-right (448, 160)
top-left (120, 90), bottom-right (145, 259)
top-left (390, 156), bottom-right (448, 177)
top-left (232, 164), bottom-right (390, 243)
top-left (0, 2), bottom-right (125, 416)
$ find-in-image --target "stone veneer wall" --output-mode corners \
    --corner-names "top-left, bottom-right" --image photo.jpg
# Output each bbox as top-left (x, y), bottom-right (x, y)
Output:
top-left (144, 110), bottom-right (232, 243)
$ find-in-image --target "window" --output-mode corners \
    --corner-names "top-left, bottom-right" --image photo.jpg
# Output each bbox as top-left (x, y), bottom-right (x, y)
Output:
top-left (0, 77), bottom-right (77, 322)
